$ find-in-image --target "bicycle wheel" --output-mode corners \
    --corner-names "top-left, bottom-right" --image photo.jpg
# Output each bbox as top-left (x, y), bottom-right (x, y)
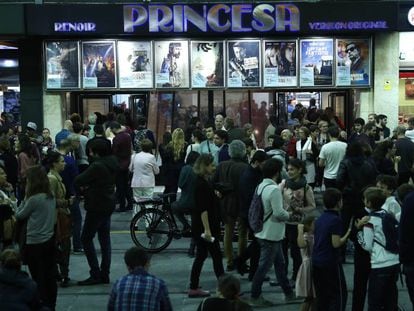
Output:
top-left (130, 208), bottom-right (173, 253)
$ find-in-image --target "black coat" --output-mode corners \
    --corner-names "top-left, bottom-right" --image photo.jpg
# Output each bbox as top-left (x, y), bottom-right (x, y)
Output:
top-left (74, 155), bottom-right (118, 215)
top-left (214, 158), bottom-right (249, 223)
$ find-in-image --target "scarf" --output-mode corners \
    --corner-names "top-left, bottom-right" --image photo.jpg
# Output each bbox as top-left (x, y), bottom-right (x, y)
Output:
top-left (286, 175), bottom-right (307, 190)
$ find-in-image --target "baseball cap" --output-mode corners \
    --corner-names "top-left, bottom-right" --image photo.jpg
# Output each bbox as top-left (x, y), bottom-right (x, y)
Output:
top-left (27, 122), bottom-right (37, 131)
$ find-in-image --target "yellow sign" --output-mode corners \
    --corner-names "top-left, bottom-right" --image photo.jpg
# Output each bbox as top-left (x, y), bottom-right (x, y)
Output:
top-left (384, 80), bottom-right (392, 91)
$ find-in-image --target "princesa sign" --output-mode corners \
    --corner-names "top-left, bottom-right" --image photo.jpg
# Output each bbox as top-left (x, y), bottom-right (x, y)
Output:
top-left (123, 4), bottom-right (300, 33)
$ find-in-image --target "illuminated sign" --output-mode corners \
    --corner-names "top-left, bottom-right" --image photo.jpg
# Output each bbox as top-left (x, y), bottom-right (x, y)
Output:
top-left (123, 4), bottom-right (300, 33)
top-left (408, 7), bottom-right (414, 26)
top-left (54, 22), bottom-right (96, 32)
top-left (309, 21), bottom-right (388, 31)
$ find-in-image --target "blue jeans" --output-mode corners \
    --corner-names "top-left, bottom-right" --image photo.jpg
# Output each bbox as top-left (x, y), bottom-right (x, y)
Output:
top-left (70, 197), bottom-right (82, 250)
top-left (368, 264), bottom-right (399, 311)
top-left (81, 212), bottom-right (112, 279)
top-left (251, 239), bottom-right (292, 298)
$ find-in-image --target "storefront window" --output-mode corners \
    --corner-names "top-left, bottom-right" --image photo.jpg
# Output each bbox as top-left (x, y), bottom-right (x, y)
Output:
top-left (224, 91), bottom-right (249, 128)
top-left (173, 91), bottom-right (198, 130)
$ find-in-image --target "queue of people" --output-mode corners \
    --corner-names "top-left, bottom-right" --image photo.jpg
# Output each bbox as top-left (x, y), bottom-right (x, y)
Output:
top-left (0, 106), bottom-right (413, 311)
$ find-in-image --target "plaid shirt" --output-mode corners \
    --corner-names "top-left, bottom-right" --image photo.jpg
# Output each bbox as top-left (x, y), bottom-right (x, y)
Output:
top-left (108, 267), bottom-right (172, 311)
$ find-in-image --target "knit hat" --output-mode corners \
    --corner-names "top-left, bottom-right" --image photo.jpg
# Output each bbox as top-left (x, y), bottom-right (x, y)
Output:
top-left (27, 122), bottom-right (37, 131)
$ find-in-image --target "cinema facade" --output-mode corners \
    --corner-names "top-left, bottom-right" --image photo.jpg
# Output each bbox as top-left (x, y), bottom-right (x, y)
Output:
top-left (4, 1), bottom-right (409, 145)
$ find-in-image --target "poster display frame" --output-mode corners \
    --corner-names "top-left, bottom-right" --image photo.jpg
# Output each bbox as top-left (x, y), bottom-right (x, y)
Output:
top-left (44, 40), bottom-right (80, 89)
top-left (226, 39), bottom-right (261, 88)
top-left (81, 40), bottom-right (117, 89)
top-left (190, 40), bottom-right (225, 89)
top-left (262, 39), bottom-right (298, 88)
top-left (335, 38), bottom-right (372, 87)
top-left (299, 38), bottom-right (334, 87)
top-left (153, 40), bottom-right (190, 89)
top-left (117, 40), bottom-right (154, 89)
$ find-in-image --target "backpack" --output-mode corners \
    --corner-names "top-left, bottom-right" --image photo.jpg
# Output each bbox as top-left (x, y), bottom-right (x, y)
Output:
top-left (133, 129), bottom-right (148, 153)
top-left (370, 210), bottom-right (399, 254)
top-left (248, 184), bottom-right (272, 234)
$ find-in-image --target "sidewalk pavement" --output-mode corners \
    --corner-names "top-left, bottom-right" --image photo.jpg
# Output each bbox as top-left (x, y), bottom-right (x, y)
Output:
top-left (50, 208), bottom-right (412, 311)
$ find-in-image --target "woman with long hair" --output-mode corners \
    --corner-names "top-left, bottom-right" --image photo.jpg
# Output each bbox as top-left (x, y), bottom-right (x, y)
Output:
top-left (281, 158), bottom-right (316, 285)
top-left (44, 151), bottom-right (72, 288)
top-left (15, 165), bottom-right (57, 310)
top-left (188, 154), bottom-right (224, 298)
top-left (162, 128), bottom-right (187, 201)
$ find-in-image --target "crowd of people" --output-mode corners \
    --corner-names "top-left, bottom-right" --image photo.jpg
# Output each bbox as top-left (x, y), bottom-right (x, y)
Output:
top-left (0, 106), bottom-right (413, 310)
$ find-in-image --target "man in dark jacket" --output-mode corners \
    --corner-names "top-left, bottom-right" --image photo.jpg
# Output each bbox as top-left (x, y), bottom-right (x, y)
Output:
top-left (214, 140), bottom-right (249, 271)
top-left (336, 141), bottom-right (378, 311)
top-left (237, 150), bottom-right (267, 279)
top-left (75, 139), bottom-right (119, 285)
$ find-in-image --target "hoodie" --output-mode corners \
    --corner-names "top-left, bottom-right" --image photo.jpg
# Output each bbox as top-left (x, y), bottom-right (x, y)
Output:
top-left (74, 155), bottom-right (119, 215)
top-left (0, 268), bottom-right (42, 310)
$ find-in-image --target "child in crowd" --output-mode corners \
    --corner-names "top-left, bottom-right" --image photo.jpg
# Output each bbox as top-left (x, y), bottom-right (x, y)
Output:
top-left (296, 216), bottom-right (316, 311)
top-left (376, 174), bottom-right (401, 221)
top-left (312, 188), bottom-right (351, 311)
top-left (356, 187), bottom-right (400, 311)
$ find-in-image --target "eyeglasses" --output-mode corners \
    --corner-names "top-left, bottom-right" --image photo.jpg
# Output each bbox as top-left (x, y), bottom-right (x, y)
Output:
top-left (346, 46), bottom-right (356, 53)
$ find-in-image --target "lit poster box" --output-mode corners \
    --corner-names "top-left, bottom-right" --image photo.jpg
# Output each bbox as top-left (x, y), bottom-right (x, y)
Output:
top-left (117, 41), bottom-right (153, 89)
top-left (82, 41), bottom-right (117, 89)
top-left (336, 38), bottom-right (371, 87)
top-left (263, 40), bottom-right (297, 87)
top-left (190, 41), bottom-right (225, 88)
top-left (227, 40), bottom-right (261, 88)
top-left (154, 40), bottom-right (190, 89)
top-left (45, 41), bottom-right (80, 89)
top-left (300, 38), bottom-right (334, 87)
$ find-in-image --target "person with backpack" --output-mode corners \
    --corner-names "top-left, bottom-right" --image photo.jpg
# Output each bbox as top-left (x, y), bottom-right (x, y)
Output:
top-left (248, 158), bottom-right (296, 307)
top-left (236, 150), bottom-right (267, 280)
top-left (356, 187), bottom-right (400, 311)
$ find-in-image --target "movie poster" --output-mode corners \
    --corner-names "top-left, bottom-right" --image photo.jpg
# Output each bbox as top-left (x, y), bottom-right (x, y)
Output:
top-left (45, 41), bottom-right (79, 89)
top-left (117, 41), bottom-right (153, 89)
top-left (300, 39), bottom-right (333, 87)
top-left (154, 40), bottom-right (189, 88)
top-left (82, 41), bottom-right (116, 88)
top-left (190, 41), bottom-right (224, 88)
top-left (336, 38), bottom-right (371, 86)
top-left (263, 40), bottom-right (297, 87)
top-left (227, 40), bottom-right (260, 88)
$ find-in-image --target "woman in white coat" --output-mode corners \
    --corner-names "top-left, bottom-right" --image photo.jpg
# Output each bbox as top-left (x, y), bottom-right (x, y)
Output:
top-left (129, 139), bottom-right (159, 215)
